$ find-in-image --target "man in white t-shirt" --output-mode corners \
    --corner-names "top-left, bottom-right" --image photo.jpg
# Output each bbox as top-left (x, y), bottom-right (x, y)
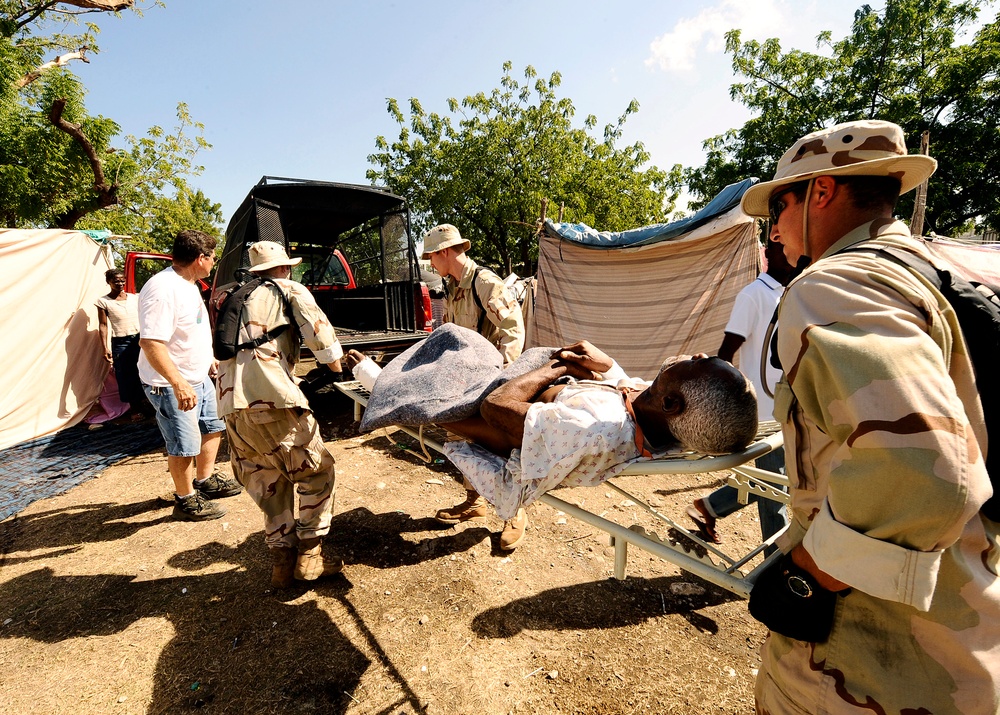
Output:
top-left (138, 230), bottom-right (242, 522)
top-left (687, 239), bottom-right (793, 547)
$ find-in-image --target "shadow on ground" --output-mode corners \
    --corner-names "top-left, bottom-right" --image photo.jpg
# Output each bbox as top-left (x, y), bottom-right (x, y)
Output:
top-left (322, 506), bottom-right (492, 568)
top-left (471, 574), bottom-right (741, 638)
top-left (0, 500), bottom-right (170, 565)
top-left (0, 534), bottom-right (424, 714)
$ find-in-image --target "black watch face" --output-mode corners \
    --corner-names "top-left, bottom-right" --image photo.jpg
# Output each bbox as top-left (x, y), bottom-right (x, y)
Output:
top-left (787, 574), bottom-right (814, 599)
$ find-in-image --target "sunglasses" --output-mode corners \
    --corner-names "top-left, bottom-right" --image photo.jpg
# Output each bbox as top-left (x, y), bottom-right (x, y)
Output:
top-left (768, 190), bottom-right (796, 225)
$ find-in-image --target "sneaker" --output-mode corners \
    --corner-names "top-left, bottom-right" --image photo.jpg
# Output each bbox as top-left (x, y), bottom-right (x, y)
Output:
top-left (499, 507), bottom-right (528, 551)
top-left (195, 472), bottom-right (243, 499)
top-left (294, 539), bottom-right (344, 581)
top-left (172, 492), bottom-right (225, 522)
top-left (434, 490), bottom-right (489, 525)
top-left (271, 547), bottom-right (297, 589)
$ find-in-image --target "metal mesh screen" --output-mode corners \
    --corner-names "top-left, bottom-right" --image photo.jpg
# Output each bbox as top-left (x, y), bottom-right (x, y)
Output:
top-left (382, 211), bottom-right (412, 283)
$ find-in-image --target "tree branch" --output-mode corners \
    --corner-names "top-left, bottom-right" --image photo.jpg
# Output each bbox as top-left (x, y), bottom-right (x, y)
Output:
top-left (14, 1), bottom-right (134, 29)
top-left (17, 47), bottom-right (90, 88)
top-left (48, 97), bottom-right (119, 228)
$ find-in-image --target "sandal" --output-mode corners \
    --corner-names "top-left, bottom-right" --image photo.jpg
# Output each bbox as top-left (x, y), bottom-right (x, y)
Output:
top-left (685, 500), bottom-right (721, 544)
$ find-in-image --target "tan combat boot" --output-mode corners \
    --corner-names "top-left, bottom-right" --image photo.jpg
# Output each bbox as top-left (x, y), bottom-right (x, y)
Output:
top-left (294, 537), bottom-right (344, 581)
top-left (271, 546), bottom-right (297, 589)
top-left (434, 490), bottom-right (489, 525)
top-left (499, 507), bottom-right (529, 551)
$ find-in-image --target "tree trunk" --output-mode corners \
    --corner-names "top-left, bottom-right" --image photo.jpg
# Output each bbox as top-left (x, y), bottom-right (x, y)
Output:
top-left (48, 98), bottom-right (119, 228)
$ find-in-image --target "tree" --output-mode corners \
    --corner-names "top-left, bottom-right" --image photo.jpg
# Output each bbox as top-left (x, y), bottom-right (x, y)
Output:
top-left (367, 62), bottom-right (681, 274)
top-left (686, 0), bottom-right (1000, 235)
top-left (0, 1), bottom-right (221, 243)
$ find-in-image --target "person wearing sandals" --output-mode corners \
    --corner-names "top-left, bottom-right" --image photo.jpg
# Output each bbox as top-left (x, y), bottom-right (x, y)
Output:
top-left (96, 268), bottom-right (150, 423)
top-left (686, 239), bottom-right (793, 550)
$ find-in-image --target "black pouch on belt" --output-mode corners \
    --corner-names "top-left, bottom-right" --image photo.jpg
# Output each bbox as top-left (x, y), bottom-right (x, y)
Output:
top-left (748, 552), bottom-right (844, 642)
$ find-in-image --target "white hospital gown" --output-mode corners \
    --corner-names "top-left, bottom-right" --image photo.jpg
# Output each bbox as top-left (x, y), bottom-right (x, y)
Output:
top-left (444, 381), bottom-right (646, 519)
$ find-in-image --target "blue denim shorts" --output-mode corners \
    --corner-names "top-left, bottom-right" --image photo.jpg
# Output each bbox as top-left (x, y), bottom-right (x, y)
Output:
top-left (143, 378), bottom-right (226, 457)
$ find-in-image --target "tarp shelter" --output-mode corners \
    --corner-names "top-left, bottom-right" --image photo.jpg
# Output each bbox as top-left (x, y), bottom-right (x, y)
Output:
top-left (530, 179), bottom-right (761, 380)
top-left (0, 229), bottom-right (114, 450)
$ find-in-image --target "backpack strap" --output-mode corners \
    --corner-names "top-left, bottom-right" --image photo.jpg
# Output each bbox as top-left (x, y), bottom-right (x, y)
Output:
top-left (470, 266), bottom-right (488, 334)
top-left (234, 276), bottom-right (297, 352)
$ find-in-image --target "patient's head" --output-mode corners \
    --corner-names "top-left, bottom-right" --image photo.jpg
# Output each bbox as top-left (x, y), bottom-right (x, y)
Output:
top-left (634, 355), bottom-right (758, 455)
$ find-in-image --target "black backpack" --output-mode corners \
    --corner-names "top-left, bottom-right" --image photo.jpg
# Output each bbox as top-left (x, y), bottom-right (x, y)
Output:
top-left (841, 243), bottom-right (1000, 522)
top-left (213, 271), bottom-right (295, 361)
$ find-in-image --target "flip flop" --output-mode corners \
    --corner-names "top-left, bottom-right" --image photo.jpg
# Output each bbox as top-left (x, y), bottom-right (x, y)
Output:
top-left (685, 503), bottom-right (722, 544)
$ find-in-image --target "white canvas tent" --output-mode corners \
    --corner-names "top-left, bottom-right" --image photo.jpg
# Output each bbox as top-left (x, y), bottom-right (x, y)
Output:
top-left (0, 229), bottom-right (114, 450)
top-left (530, 181), bottom-right (760, 380)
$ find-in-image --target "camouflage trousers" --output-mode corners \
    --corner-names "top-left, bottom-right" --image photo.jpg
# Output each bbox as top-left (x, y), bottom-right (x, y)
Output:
top-left (225, 407), bottom-right (336, 550)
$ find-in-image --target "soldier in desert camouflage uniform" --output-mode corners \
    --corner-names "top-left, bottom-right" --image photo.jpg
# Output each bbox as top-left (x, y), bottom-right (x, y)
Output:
top-left (216, 242), bottom-right (346, 589)
top-left (740, 120), bottom-right (1000, 714)
top-left (421, 223), bottom-right (530, 550)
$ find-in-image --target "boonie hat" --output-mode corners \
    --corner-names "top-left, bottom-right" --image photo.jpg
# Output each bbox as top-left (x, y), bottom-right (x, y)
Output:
top-left (741, 120), bottom-right (937, 217)
top-left (421, 224), bottom-right (471, 259)
top-left (247, 241), bottom-right (302, 272)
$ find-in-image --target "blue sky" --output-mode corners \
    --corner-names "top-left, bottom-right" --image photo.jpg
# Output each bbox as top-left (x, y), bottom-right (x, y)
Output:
top-left (63, 0), bottom-right (953, 224)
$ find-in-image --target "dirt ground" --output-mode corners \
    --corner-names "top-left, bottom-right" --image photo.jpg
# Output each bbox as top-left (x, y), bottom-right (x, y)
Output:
top-left (0, 389), bottom-right (770, 714)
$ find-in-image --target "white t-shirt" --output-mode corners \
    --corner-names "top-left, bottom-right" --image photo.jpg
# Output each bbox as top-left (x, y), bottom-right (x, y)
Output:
top-left (137, 267), bottom-right (213, 387)
top-left (724, 273), bottom-right (783, 421)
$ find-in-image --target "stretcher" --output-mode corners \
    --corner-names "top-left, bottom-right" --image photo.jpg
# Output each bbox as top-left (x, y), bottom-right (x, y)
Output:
top-left (334, 380), bottom-right (788, 598)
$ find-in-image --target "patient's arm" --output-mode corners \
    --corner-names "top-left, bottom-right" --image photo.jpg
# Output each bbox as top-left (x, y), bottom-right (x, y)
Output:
top-left (481, 359), bottom-right (595, 439)
top-left (443, 359), bottom-right (593, 456)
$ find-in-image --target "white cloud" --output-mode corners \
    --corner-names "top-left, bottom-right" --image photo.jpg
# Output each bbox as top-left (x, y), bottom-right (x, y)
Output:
top-left (645, 0), bottom-right (826, 74)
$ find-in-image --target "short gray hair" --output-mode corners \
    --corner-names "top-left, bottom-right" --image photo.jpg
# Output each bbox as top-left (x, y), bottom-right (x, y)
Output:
top-left (667, 370), bottom-right (758, 455)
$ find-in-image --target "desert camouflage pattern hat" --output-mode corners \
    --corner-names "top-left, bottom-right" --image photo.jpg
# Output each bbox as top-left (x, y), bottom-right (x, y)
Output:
top-left (247, 241), bottom-right (302, 272)
top-left (741, 120), bottom-right (937, 217)
top-left (421, 224), bottom-right (471, 259)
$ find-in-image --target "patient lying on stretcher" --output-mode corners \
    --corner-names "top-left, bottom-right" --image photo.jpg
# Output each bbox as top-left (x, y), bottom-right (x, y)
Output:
top-left (344, 330), bottom-right (758, 520)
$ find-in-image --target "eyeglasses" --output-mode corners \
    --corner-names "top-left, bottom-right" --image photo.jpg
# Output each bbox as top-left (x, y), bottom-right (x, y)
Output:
top-left (768, 190), bottom-right (795, 225)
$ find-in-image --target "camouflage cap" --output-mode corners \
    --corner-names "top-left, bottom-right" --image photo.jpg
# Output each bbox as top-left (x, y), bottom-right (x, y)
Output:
top-left (741, 120), bottom-right (937, 217)
top-left (421, 224), bottom-right (470, 259)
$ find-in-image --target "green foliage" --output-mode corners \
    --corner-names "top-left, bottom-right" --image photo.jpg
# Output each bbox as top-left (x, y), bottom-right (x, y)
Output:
top-left (368, 62), bottom-right (681, 274)
top-left (75, 103), bottom-right (219, 246)
top-left (687, 0), bottom-right (1000, 235)
top-left (0, 1), bottom-right (220, 245)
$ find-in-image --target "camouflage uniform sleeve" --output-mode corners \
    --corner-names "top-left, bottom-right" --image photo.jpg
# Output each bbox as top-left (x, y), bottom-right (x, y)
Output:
top-left (283, 280), bottom-right (343, 364)
top-left (778, 257), bottom-right (990, 611)
top-left (475, 272), bottom-right (525, 365)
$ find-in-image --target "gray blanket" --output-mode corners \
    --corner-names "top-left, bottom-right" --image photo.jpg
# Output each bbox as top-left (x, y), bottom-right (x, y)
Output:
top-left (359, 324), bottom-right (554, 432)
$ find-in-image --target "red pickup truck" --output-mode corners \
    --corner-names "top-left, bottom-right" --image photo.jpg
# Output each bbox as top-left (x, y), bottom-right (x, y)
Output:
top-left (123, 251), bottom-right (210, 296)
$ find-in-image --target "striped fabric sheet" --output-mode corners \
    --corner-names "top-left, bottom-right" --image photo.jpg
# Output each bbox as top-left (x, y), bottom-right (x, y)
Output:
top-left (530, 210), bottom-right (759, 380)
